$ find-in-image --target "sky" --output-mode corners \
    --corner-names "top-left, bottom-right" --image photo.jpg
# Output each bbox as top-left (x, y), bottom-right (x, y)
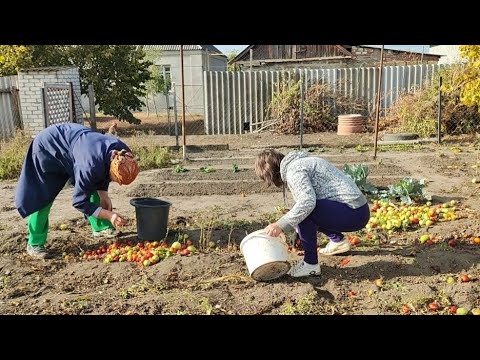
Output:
top-left (214, 45), bottom-right (430, 55)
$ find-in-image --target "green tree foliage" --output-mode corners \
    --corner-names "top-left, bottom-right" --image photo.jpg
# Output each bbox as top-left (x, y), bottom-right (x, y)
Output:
top-left (0, 45), bottom-right (152, 123)
top-left (227, 51), bottom-right (240, 71)
top-left (67, 45), bottom-right (152, 124)
top-left (0, 45), bottom-right (32, 76)
top-left (459, 45), bottom-right (480, 109)
top-left (146, 65), bottom-right (171, 95)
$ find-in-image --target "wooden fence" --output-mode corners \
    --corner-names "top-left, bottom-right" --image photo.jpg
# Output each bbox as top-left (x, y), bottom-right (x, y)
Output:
top-left (0, 76), bottom-right (22, 139)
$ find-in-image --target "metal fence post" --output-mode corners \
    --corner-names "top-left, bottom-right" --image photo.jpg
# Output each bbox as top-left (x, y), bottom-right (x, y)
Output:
top-left (88, 84), bottom-right (97, 131)
top-left (171, 84), bottom-right (179, 147)
top-left (300, 75), bottom-right (304, 149)
top-left (437, 76), bottom-right (442, 144)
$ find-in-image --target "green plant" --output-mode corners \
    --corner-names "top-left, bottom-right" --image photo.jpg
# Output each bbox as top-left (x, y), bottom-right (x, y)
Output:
top-left (0, 132), bottom-right (31, 180)
top-left (232, 163), bottom-right (239, 173)
top-left (280, 293), bottom-right (323, 315)
top-left (260, 205), bottom-right (289, 224)
top-left (0, 275), bottom-right (10, 290)
top-left (199, 297), bottom-right (213, 315)
top-left (378, 178), bottom-right (431, 204)
top-left (343, 164), bottom-right (377, 194)
top-left (131, 146), bottom-right (171, 170)
top-left (174, 165), bottom-right (188, 173)
top-left (194, 206), bottom-right (222, 250)
top-left (355, 144), bottom-right (370, 153)
top-left (200, 166), bottom-right (215, 173)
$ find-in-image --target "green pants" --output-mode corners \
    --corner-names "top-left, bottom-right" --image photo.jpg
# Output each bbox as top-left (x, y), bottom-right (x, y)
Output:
top-left (27, 191), bottom-right (114, 246)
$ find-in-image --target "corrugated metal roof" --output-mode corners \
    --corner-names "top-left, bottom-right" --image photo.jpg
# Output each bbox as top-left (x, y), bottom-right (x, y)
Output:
top-left (141, 45), bottom-right (224, 54)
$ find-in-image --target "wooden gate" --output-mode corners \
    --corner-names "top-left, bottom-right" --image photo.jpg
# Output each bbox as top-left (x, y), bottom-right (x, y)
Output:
top-left (43, 83), bottom-right (75, 127)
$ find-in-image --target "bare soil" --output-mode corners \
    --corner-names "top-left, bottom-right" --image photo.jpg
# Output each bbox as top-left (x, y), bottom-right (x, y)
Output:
top-left (1, 130), bottom-right (480, 315)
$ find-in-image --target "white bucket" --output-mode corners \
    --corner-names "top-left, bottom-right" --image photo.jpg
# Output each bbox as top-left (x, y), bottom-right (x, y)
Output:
top-left (240, 229), bottom-right (291, 281)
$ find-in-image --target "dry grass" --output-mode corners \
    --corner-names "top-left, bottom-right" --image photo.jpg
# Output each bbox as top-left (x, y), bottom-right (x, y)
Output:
top-left (0, 131), bottom-right (31, 180)
top-left (86, 112), bottom-right (205, 137)
top-left (265, 81), bottom-right (368, 135)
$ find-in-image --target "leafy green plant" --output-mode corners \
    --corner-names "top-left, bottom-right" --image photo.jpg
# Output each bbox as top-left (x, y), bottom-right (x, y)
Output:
top-left (280, 293), bottom-right (323, 315)
top-left (131, 146), bottom-right (171, 170)
top-left (232, 163), bottom-right (239, 173)
top-left (200, 166), bottom-right (215, 173)
top-left (378, 178), bottom-right (431, 204)
top-left (174, 165), bottom-right (188, 173)
top-left (343, 164), bottom-right (377, 194)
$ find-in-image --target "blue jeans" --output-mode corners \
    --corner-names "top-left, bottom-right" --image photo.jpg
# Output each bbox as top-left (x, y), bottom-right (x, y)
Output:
top-left (297, 200), bottom-right (370, 264)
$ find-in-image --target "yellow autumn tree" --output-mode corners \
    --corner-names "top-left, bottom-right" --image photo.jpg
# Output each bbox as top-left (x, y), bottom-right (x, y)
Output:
top-left (0, 45), bottom-right (32, 76)
top-left (459, 45), bottom-right (480, 109)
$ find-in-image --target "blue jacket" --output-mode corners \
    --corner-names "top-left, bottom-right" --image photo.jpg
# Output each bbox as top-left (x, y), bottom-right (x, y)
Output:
top-left (15, 123), bottom-right (131, 218)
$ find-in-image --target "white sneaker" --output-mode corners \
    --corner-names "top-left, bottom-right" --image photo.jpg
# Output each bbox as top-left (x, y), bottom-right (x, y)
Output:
top-left (288, 261), bottom-right (321, 278)
top-left (318, 239), bottom-right (351, 256)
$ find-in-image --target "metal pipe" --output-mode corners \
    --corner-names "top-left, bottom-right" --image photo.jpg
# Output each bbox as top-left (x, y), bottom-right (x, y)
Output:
top-left (300, 75), bottom-right (304, 149)
top-left (249, 49), bottom-right (253, 71)
top-left (180, 45), bottom-right (187, 160)
top-left (373, 45), bottom-right (384, 160)
top-left (172, 84), bottom-right (179, 146)
top-left (438, 76), bottom-right (442, 144)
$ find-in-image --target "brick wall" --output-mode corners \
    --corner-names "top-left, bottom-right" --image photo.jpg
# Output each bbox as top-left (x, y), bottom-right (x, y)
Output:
top-left (18, 66), bottom-right (83, 136)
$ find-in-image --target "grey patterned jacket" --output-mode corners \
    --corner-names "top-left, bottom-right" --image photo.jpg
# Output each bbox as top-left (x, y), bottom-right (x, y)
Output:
top-left (276, 151), bottom-right (367, 233)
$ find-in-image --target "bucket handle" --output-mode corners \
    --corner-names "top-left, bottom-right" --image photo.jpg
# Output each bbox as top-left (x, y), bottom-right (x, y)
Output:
top-left (252, 229), bottom-right (287, 243)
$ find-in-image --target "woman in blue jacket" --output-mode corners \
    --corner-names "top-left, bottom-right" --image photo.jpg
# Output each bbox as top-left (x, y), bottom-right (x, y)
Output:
top-left (15, 123), bottom-right (140, 259)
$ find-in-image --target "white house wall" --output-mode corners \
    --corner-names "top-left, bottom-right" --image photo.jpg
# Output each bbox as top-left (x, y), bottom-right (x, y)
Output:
top-left (151, 50), bottom-right (227, 115)
top-left (429, 45), bottom-right (465, 65)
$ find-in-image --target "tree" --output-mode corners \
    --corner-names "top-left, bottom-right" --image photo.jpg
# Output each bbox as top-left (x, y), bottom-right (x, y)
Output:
top-left (226, 51), bottom-right (240, 71)
top-left (0, 45), bottom-right (152, 123)
top-left (0, 45), bottom-right (32, 76)
top-left (67, 46), bottom-right (152, 124)
top-left (145, 65), bottom-right (171, 117)
top-left (459, 45), bottom-right (480, 109)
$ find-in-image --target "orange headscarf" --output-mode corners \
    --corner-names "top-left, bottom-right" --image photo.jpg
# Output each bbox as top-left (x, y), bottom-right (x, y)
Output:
top-left (109, 149), bottom-right (139, 185)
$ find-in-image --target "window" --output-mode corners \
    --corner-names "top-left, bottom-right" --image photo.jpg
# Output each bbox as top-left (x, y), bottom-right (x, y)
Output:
top-left (162, 65), bottom-right (171, 83)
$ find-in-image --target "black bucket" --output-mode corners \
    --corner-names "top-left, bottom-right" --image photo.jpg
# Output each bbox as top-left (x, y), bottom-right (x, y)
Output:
top-left (130, 197), bottom-right (172, 241)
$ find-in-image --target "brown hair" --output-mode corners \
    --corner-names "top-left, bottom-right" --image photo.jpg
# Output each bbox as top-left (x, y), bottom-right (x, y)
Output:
top-left (255, 149), bottom-right (285, 187)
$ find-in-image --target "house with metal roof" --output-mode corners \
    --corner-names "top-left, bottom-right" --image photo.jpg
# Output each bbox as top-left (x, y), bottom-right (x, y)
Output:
top-left (229, 45), bottom-right (441, 70)
top-left (140, 45), bottom-right (227, 115)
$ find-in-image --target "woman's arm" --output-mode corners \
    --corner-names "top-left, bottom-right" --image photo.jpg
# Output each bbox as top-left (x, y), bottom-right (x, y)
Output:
top-left (276, 170), bottom-right (316, 233)
top-left (97, 190), bottom-right (112, 211)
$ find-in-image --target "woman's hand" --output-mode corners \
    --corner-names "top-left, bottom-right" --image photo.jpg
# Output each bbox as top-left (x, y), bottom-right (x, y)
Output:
top-left (110, 212), bottom-right (128, 227)
top-left (264, 223), bottom-right (284, 238)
